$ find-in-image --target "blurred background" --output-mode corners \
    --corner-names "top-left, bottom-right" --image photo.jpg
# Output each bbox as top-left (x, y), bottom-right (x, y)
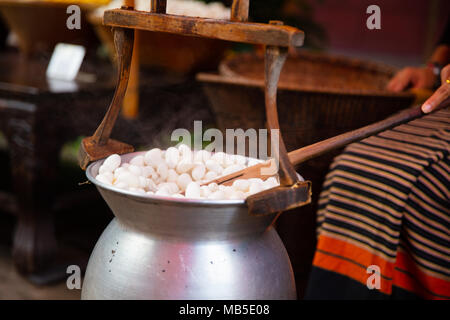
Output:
top-left (0, 0), bottom-right (448, 299)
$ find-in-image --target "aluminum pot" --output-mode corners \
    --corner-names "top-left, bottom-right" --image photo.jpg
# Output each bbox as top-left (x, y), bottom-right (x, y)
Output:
top-left (81, 152), bottom-right (297, 300)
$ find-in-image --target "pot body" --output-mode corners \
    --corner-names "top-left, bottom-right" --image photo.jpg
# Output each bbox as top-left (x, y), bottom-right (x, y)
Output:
top-left (81, 153), bottom-right (297, 300)
top-left (81, 217), bottom-right (296, 300)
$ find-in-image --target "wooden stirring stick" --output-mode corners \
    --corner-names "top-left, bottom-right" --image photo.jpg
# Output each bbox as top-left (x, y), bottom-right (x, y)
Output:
top-left (208, 100), bottom-right (450, 187)
top-left (78, 27), bottom-right (135, 170)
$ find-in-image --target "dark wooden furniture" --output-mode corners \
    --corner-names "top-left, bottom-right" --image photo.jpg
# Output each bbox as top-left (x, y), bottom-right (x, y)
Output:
top-left (0, 49), bottom-right (217, 284)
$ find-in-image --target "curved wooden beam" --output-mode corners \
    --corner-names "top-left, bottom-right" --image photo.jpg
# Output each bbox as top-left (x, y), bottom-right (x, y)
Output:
top-left (103, 9), bottom-right (304, 48)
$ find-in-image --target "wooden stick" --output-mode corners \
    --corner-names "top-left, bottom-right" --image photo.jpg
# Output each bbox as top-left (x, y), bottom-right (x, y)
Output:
top-left (103, 9), bottom-right (304, 48)
top-left (265, 43), bottom-right (298, 186)
top-left (207, 101), bottom-right (450, 186)
top-left (287, 103), bottom-right (443, 165)
top-left (250, 39), bottom-right (312, 216)
top-left (231, 0), bottom-right (249, 22)
top-left (92, 28), bottom-right (134, 145)
top-left (78, 28), bottom-right (135, 170)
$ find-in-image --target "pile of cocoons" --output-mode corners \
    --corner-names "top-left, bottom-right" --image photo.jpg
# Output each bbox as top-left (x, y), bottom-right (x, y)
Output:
top-left (95, 145), bottom-right (280, 200)
top-left (94, 0), bottom-right (231, 20)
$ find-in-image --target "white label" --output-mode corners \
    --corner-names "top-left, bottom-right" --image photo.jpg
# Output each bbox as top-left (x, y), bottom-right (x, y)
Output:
top-left (46, 43), bottom-right (86, 81)
top-left (47, 78), bottom-right (79, 93)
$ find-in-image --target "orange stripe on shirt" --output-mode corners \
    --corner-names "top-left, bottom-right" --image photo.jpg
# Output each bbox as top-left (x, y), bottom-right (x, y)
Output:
top-left (314, 235), bottom-right (394, 294)
top-left (393, 250), bottom-right (450, 299)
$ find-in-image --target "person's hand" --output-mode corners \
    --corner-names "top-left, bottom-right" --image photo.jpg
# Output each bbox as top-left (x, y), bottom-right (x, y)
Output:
top-left (387, 66), bottom-right (436, 92)
top-left (422, 64), bottom-right (450, 113)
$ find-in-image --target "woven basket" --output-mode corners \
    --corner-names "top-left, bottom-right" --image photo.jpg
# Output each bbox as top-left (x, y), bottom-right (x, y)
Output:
top-left (198, 51), bottom-right (415, 152)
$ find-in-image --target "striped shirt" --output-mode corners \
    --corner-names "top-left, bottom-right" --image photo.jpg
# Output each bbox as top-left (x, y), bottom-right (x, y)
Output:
top-left (306, 108), bottom-right (450, 300)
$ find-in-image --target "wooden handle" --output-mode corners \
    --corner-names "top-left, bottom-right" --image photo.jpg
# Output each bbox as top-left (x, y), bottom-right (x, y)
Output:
top-left (264, 21), bottom-right (299, 187)
top-left (231, 0), bottom-right (249, 22)
top-left (288, 99), bottom-right (450, 166)
top-left (92, 28), bottom-right (134, 145)
top-left (247, 181), bottom-right (311, 216)
top-left (204, 99), bottom-right (449, 188)
top-left (246, 24), bottom-right (309, 216)
top-left (265, 45), bottom-right (299, 186)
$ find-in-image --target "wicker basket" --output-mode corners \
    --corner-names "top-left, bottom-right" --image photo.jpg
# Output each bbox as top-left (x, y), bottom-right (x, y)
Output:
top-left (198, 51), bottom-right (415, 152)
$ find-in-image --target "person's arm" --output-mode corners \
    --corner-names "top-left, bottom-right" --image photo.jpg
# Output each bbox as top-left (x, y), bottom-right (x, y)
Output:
top-left (388, 19), bottom-right (450, 92)
top-left (387, 45), bottom-right (450, 92)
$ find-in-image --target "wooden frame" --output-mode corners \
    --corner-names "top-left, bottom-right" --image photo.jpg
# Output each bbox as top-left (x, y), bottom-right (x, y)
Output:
top-left (81, 0), bottom-right (312, 216)
top-left (103, 8), bottom-right (304, 48)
